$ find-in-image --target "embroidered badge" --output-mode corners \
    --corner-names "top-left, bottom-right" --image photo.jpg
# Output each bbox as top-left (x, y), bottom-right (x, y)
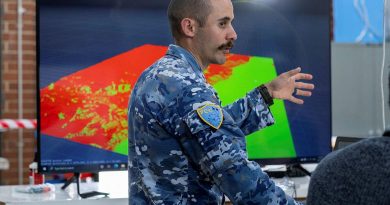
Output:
top-left (196, 104), bottom-right (223, 129)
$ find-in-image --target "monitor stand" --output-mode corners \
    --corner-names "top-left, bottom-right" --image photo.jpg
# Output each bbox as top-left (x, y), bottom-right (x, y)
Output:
top-left (61, 172), bottom-right (109, 198)
top-left (286, 163), bottom-right (311, 177)
top-left (264, 163), bottom-right (311, 178)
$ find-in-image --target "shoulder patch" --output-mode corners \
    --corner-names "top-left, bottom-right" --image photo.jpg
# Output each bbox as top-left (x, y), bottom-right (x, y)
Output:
top-left (196, 104), bottom-right (223, 129)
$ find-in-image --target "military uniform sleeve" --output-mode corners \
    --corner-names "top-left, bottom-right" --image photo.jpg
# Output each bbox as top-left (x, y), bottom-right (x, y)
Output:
top-left (223, 88), bottom-right (274, 136)
top-left (173, 83), bottom-right (300, 205)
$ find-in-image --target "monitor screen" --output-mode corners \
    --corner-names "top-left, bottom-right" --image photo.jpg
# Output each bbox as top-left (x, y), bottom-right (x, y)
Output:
top-left (38, 0), bottom-right (331, 173)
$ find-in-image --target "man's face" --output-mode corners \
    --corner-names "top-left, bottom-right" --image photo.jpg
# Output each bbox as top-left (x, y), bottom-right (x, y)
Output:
top-left (194, 0), bottom-right (237, 67)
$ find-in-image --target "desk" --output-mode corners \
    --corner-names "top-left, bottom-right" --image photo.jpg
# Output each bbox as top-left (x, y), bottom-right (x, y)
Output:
top-left (273, 176), bottom-right (310, 199)
top-left (0, 183), bottom-right (127, 205)
top-left (264, 163), bottom-right (316, 199)
top-left (0, 172), bottom-right (312, 204)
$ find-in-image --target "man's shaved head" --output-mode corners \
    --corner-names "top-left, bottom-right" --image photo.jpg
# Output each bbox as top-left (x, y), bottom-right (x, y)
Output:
top-left (167, 0), bottom-right (213, 40)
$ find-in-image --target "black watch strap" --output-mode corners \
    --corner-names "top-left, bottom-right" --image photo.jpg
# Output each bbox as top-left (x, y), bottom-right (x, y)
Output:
top-left (257, 84), bottom-right (274, 106)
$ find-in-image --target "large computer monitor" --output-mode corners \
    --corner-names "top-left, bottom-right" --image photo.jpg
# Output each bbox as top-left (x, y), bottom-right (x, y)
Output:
top-left (38, 0), bottom-right (331, 173)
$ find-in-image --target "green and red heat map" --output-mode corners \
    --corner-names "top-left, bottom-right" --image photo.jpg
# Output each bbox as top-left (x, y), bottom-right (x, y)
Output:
top-left (40, 44), bottom-right (296, 160)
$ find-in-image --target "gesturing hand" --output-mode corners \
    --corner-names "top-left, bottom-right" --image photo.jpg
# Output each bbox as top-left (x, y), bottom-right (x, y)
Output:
top-left (265, 67), bottom-right (314, 104)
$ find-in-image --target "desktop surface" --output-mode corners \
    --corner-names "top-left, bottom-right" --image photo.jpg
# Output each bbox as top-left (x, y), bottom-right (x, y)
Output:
top-left (0, 182), bottom-right (127, 205)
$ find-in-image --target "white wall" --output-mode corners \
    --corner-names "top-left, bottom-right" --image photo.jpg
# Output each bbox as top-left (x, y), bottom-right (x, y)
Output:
top-left (332, 43), bottom-right (390, 137)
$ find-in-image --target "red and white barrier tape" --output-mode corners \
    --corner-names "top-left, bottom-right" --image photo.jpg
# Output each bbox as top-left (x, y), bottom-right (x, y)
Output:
top-left (0, 119), bottom-right (37, 130)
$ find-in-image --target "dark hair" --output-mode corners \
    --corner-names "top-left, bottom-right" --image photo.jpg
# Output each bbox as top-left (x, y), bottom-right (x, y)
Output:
top-left (167, 0), bottom-right (212, 40)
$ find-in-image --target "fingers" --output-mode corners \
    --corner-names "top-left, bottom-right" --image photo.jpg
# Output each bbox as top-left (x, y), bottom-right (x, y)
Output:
top-left (295, 82), bottom-right (315, 90)
top-left (288, 96), bottom-right (304, 104)
top-left (295, 89), bottom-right (312, 97)
top-left (294, 73), bottom-right (313, 81)
top-left (284, 67), bottom-right (301, 77)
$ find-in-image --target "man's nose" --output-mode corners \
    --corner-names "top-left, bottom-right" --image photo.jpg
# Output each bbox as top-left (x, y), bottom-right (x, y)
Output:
top-left (228, 26), bottom-right (238, 41)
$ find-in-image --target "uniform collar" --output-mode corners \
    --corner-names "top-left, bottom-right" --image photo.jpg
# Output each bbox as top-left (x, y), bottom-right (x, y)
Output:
top-left (166, 44), bottom-right (204, 76)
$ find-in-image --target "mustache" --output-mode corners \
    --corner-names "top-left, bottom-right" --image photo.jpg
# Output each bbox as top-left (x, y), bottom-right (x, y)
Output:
top-left (218, 41), bottom-right (234, 50)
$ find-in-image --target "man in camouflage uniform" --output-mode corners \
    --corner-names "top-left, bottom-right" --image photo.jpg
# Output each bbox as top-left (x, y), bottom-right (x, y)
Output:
top-left (128, 0), bottom-right (314, 204)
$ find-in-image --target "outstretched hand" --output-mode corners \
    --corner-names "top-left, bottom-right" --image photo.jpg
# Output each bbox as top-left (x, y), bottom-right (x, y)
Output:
top-left (265, 67), bottom-right (314, 104)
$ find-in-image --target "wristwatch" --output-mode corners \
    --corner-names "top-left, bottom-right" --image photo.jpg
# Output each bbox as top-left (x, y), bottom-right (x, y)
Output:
top-left (257, 84), bottom-right (274, 106)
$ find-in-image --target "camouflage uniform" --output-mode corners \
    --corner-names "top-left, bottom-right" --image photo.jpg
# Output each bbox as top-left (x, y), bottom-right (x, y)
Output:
top-left (128, 44), bottom-right (301, 205)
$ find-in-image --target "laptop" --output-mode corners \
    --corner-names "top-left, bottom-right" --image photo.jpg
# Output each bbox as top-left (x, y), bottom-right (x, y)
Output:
top-left (333, 136), bottom-right (365, 150)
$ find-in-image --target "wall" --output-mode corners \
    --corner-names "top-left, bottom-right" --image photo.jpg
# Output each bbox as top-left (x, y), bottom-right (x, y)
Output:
top-left (0, 0), bottom-right (36, 185)
top-left (332, 43), bottom-right (390, 137)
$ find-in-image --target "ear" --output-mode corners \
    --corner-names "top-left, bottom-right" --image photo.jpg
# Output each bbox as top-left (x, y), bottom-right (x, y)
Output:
top-left (180, 18), bottom-right (197, 37)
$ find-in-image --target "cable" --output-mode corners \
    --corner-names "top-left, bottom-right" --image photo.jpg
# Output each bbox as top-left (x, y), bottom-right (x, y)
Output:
top-left (354, 0), bottom-right (368, 41)
top-left (353, 0), bottom-right (381, 42)
top-left (381, 0), bottom-right (389, 132)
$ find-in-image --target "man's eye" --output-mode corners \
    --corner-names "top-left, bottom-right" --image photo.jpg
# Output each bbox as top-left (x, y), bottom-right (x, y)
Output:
top-left (219, 22), bottom-right (226, 27)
